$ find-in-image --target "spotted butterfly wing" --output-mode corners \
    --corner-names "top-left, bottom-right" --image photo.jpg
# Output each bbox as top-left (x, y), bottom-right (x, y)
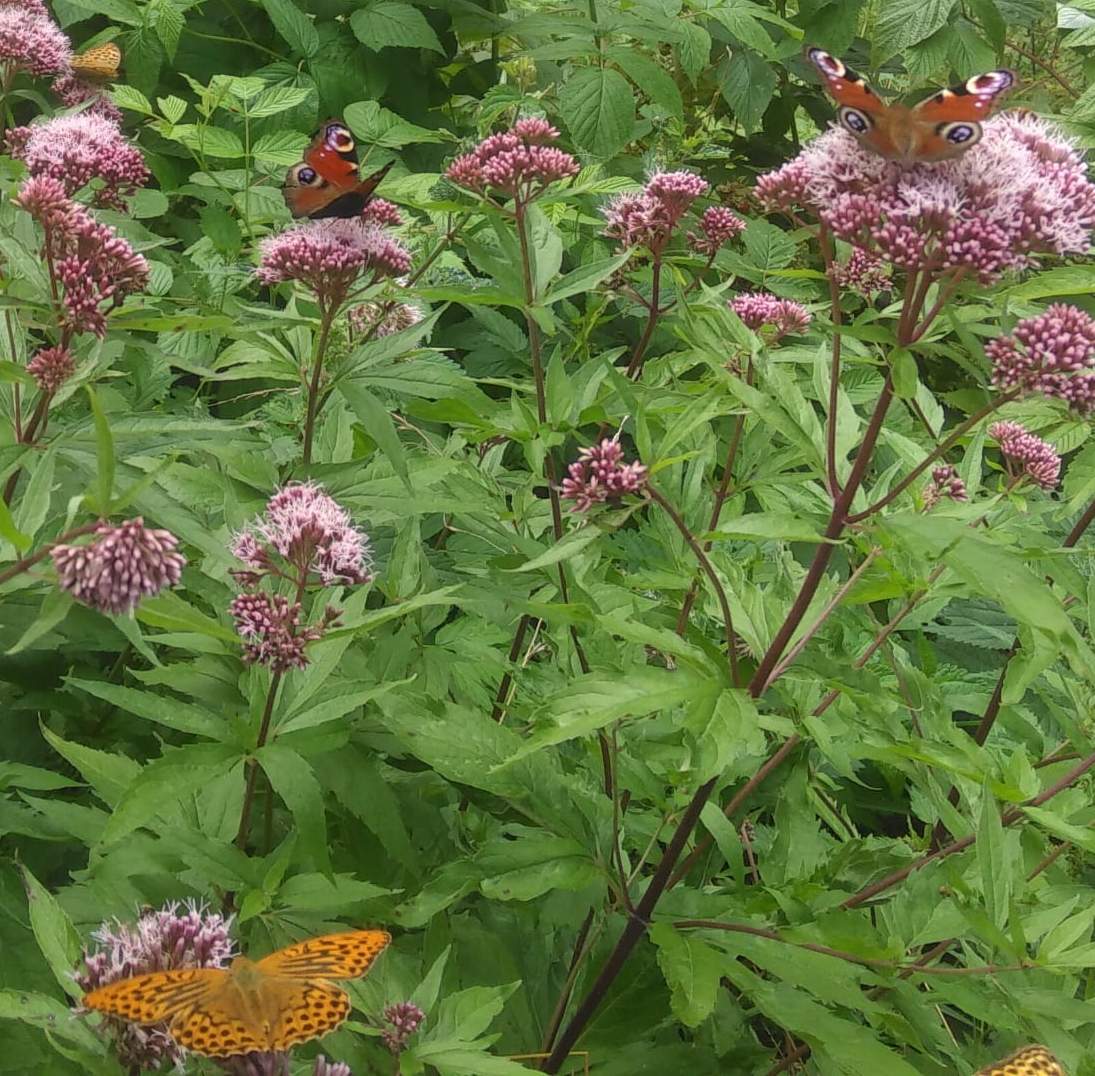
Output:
top-left (71, 42), bottom-right (122, 81)
top-left (283, 120), bottom-right (393, 219)
top-left (976, 1044), bottom-right (1066, 1075)
top-left (804, 46), bottom-right (1017, 164)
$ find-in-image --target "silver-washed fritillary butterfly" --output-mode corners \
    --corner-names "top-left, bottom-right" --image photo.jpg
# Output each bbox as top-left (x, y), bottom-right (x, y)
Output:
top-left (71, 43), bottom-right (122, 81)
top-left (976, 1045), bottom-right (1066, 1076)
top-left (82, 929), bottom-right (391, 1056)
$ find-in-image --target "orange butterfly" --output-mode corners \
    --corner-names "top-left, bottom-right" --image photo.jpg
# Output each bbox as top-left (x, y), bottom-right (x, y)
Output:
top-left (82, 929), bottom-right (391, 1057)
top-left (804, 46), bottom-right (1017, 164)
top-left (283, 120), bottom-right (393, 219)
top-left (976, 1045), bottom-right (1066, 1076)
top-left (71, 42), bottom-right (122, 82)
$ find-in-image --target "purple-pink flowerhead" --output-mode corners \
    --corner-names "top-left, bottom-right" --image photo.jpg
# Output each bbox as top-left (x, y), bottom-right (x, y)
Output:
top-left (446, 117), bottom-right (579, 203)
top-left (257, 219), bottom-right (411, 306)
top-left (76, 901), bottom-right (234, 1071)
top-left (923, 464), bottom-right (968, 510)
top-left (52, 72), bottom-right (124, 123)
top-left (756, 111), bottom-right (1095, 284)
top-left (51, 519), bottom-right (187, 615)
top-left (230, 592), bottom-right (336, 672)
top-left (561, 438), bottom-right (648, 513)
top-left (348, 297), bottom-right (421, 338)
top-left (989, 421), bottom-right (1061, 491)
top-left (602, 170), bottom-right (710, 255)
top-left (986, 304), bottom-right (1095, 415)
top-left (7, 113), bottom-right (148, 210)
top-left (0, 0), bottom-right (70, 78)
top-left (382, 1001), bottom-right (425, 1056)
top-left (687, 205), bottom-right (747, 256)
top-left (730, 293), bottom-right (812, 341)
top-left (231, 482), bottom-right (373, 588)
top-left (26, 344), bottom-right (75, 394)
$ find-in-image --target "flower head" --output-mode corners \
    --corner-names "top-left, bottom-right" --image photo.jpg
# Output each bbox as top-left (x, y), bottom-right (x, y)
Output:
top-left (76, 901), bottom-right (234, 1071)
top-left (602, 169), bottom-right (710, 255)
top-left (756, 111), bottom-right (1095, 285)
top-left (52, 72), bottom-right (124, 123)
top-left (231, 482), bottom-right (373, 588)
top-left (51, 518), bottom-right (187, 615)
top-left (312, 1058), bottom-right (352, 1076)
top-left (687, 205), bottom-right (746, 255)
top-left (7, 113), bottom-right (148, 210)
top-left (561, 438), bottom-right (648, 513)
top-left (446, 117), bottom-right (579, 202)
top-left (360, 198), bottom-right (403, 228)
top-left (230, 592), bottom-right (337, 672)
top-left (0, 1), bottom-right (70, 78)
top-left (832, 246), bottom-right (892, 296)
top-left (986, 304), bottom-right (1095, 415)
top-left (989, 421), bottom-right (1061, 491)
top-left (257, 219), bottom-right (411, 306)
top-left (730, 293), bottom-right (811, 341)
top-left (27, 344), bottom-right (75, 393)
top-left (348, 298), bottom-right (421, 338)
top-left (923, 464), bottom-right (968, 509)
top-left (381, 1001), bottom-right (425, 1057)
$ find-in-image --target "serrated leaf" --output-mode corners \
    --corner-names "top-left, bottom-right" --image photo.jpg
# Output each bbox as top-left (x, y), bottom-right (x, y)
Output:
top-left (350, 1), bottom-right (443, 53)
top-left (256, 743), bottom-right (329, 876)
top-left (557, 67), bottom-right (635, 157)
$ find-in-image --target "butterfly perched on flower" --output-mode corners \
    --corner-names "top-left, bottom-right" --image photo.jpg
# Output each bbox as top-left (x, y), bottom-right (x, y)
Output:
top-left (976, 1045), bottom-right (1066, 1076)
top-left (71, 42), bottom-right (122, 82)
top-left (82, 928), bottom-right (391, 1056)
top-left (283, 120), bottom-right (393, 219)
top-left (803, 46), bottom-right (1017, 164)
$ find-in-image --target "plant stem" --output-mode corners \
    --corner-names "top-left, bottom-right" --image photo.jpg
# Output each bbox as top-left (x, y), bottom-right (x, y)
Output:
top-left (301, 299), bottom-right (338, 467)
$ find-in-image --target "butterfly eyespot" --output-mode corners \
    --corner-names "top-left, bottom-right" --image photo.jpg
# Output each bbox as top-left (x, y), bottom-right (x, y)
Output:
top-left (966, 70), bottom-right (1015, 95)
top-left (287, 164), bottom-right (323, 188)
top-left (805, 47), bottom-right (846, 78)
top-left (324, 123), bottom-right (356, 154)
top-left (939, 121), bottom-right (980, 147)
top-left (838, 107), bottom-right (873, 135)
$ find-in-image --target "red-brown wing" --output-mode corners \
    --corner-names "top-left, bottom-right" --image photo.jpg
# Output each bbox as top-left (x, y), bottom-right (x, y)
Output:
top-left (283, 160), bottom-right (392, 219)
top-left (912, 70), bottom-right (1017, 123)
top-left (803, 46), bottom-right (901, 157)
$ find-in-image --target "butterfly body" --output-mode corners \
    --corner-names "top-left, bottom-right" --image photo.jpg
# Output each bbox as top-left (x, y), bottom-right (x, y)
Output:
top-left (283, 120), bottom-right (392, 219)
top-left (82, 928), bottom-right (390, 1057)
top-left (804, 47), bottom-right (1017, 164)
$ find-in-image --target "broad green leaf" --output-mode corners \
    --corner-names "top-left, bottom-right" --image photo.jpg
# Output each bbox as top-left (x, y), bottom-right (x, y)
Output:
top-left (558, 67), bottom-right (635, 157)
top-left (19, 864), bottom-right (82, 993)
top-left (259, 0), bottom-right (319, 57)
top-left (256, 743), bottom-right (329, 876)
top-left (651, 923), bottom-right (722, 1028)
top-left (350, 1), bottom-right (444, 53)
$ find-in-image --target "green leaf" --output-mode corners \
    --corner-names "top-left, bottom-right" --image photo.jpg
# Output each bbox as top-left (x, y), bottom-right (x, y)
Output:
top-left (651, 923), bottom-right (723, 1028)
top-left (718, 49), bottom-right (778, 132)
top-left (557, 67), bottom-right (635, 157)
top-left (978, 780), bottom-right (1010, 930)
top-left (875, 0), bottom-right (958, 52)
top-left (350, 1), bottom-right (444, 53)
top-left (609, 47), bottom-right (684, 120)
top-left (338, 380), bottom-right (412, 491)
top-left (85, 387), bottom-right (114, 512)
top-left (259, 0), bottom-right (319, 56)
top-left (19, 864), bottom-right (82, 994)
top-left (542, 252), bottom-right (632, 305)
top-left (65, 678), bottom-right (225, 738)
top-left (39, 724), bottom-right (141, 809)
top-left (256, 743), bottom-right (330, 876)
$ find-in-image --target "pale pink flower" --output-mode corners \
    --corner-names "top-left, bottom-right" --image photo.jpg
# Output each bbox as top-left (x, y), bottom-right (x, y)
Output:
top-left (832, 247), bottom-right (892, 295)
top-left (687, 205), bottom-right (746, 255)
top-left (446, 117), bottom-right (579, 202)
top-left (7, 113), bottom-right (148, 210)
top-left (360, 197), bottom-right (403, 227)
top-left (52, 72), bottom-right (124, 123)
top-left (0, 1), bottom-right (70, 78)
top-left (989, 421), bottom-right (1061, 490)
top-left (730, 293), bottom-right (811, 340)
top-left (75, 901), bottom-right (234, 1071)
top-left (230, 592), bottom-right (333, 672)
top-left (986, 304), bottom-right (1095, 415)
top-left (603, 169), bottom-right (710, 255)
top-left (756, 112), bottom-right (1095, 285)
top-left (562, 438), bottom-right (648, 513)
top-left (26, 344), bottom-right (75, 393)
top-left (52, 519), bottom-right (186, 614)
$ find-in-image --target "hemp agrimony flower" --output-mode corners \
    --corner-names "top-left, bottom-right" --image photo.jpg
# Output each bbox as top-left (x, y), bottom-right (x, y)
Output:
top-left (562, 438), bottom-right (649, 513)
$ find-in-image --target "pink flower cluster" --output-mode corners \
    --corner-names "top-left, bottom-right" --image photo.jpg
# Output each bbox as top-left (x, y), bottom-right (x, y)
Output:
top-left (730, 293), bottom-right (811, 340)
top-left (52, 72), bottom-right (124, 123)
top-left (76, 901), bottom-right (234, 1071)
top-left (382, 1001), bottom-right (426, 1056)
top-left (7, 113), bottom-right (148, 211)
top-left (989, 421), bottom-right (1061, 491)
top-left (230, 484), bottom-right (372, 672)
top-left (756, 111), bottom-right (1095, 284)
top-left (687, 205), bottom-right (747, 255)
top-left (51, 518), bottom-right (187, 615)
top-left (26, 344), bottom-right (75, 393)
top-left (986, 303), bottom-right (1095, 415)
top-left (603, 169), bottom-right (711, 255)
top-left (923, 464), bottom-right (968, 509)
top-left (0, 0), bottom-right (70, 78)
top-left (446, 117), bottom-right (579, 202)
top-left (833, 247), bottom-right (892, 296)
top-left (257, 219), bottom-right (411, 307)
top-left (561, 438), bottom-right (648, 513)
top-left (349, 297), bottom-right (421, 338)
top-left (14, 175), bottom-right (150, 339)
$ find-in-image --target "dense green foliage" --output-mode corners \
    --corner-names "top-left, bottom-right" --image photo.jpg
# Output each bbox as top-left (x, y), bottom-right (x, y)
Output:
top-left (3, 0), bottom-right (1095, 1074)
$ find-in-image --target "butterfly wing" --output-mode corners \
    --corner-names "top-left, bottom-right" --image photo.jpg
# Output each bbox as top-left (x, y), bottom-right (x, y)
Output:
top-left (71, 42), bottom-right (121, 81)
top-left (167, 997), bottom-right (272, 1056)
top-left (266, 980), bottom-right (352, 1051)
top-left (976, 1045), bottom-right (1065, 1076)
top-left (283, 120), bottom-right (392, 219)
top-left (83, 968), bottom-right (225, 1025)
top-left (908, 69), bottom-right (1017, 160)
top-left (255, 929), bottom-right (392, 979)
top-left (803, 47), bottom-right (897, 157)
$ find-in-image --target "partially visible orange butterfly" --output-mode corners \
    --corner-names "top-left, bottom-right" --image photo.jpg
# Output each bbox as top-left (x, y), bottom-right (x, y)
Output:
top-left (804, 46), bottom-right (1017, 165)
top-left (71, 42), bottom-right (122, 82)
top-left (976, 1045), bottom-right (1066, 1076)
top-left (82, 928), bottom-right (391, 1057)
top-left (283, 120), bottom-right (393, 219)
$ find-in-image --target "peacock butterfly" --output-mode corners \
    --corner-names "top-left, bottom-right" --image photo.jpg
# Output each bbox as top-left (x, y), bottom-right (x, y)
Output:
top-left (803, 46), bottom-right (1017, 164)
top-left (283, 120), bottom-right (392, 219)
